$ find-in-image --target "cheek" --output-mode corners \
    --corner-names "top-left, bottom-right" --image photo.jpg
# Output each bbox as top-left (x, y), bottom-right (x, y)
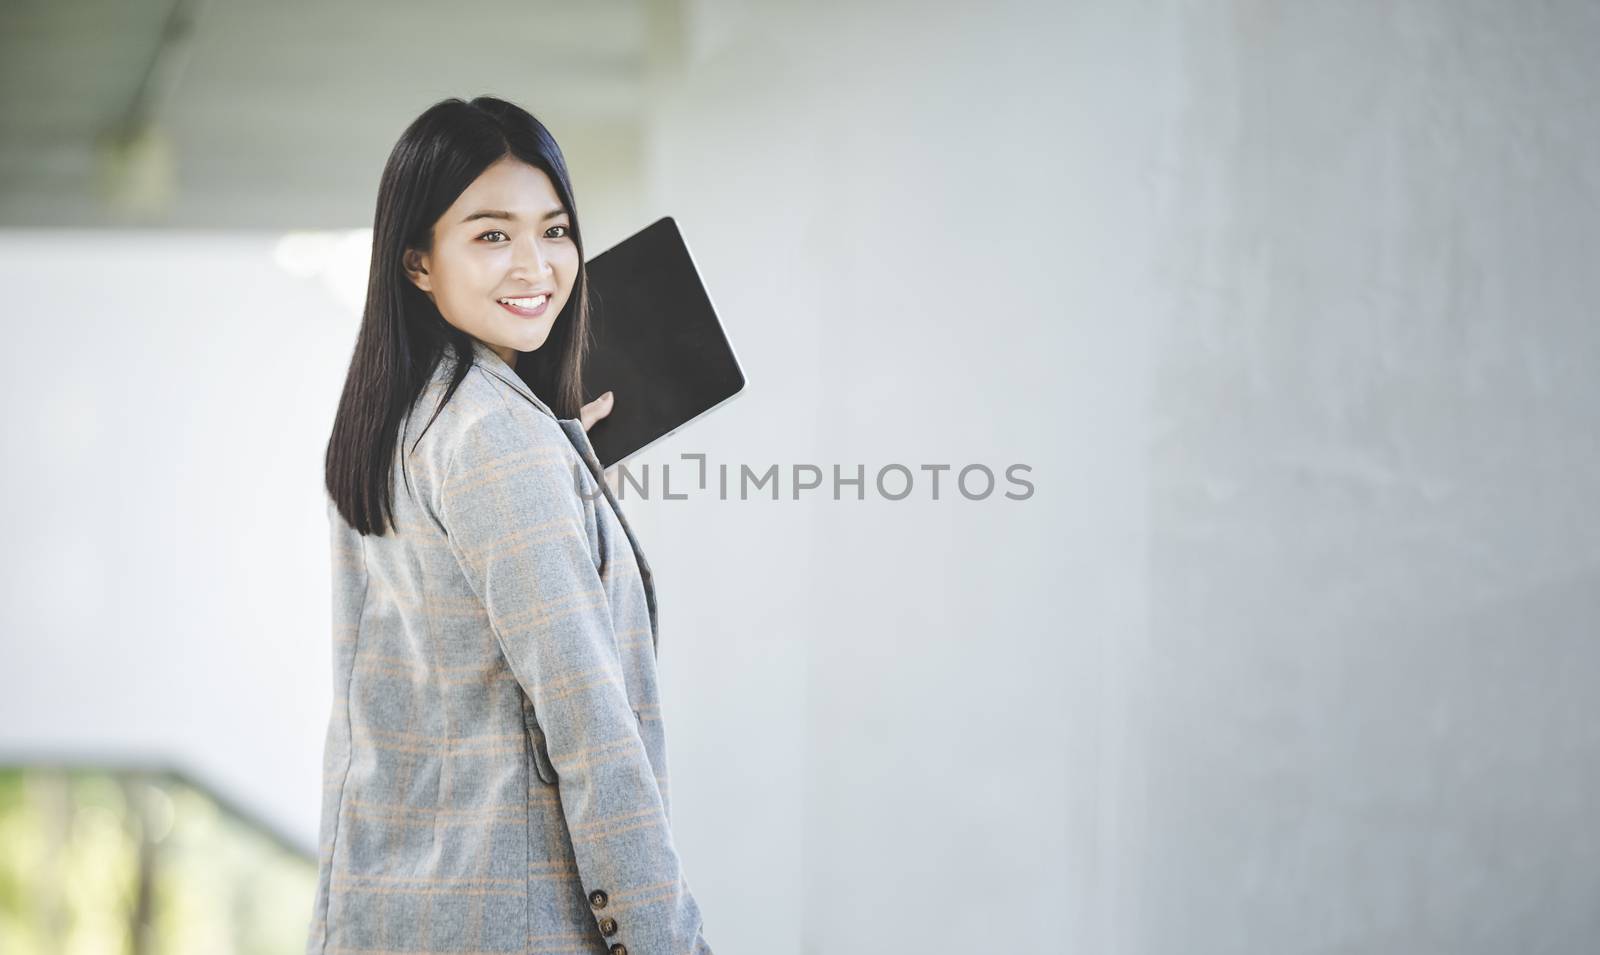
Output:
top-left (452, 258), bottom-right (499, 301)
top-left (555, 249), bottom-right (581, 291)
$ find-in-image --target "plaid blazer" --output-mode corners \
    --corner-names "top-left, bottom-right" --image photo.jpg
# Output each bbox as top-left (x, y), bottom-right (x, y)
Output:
top-left (305, 338), bottom-right (712, 955)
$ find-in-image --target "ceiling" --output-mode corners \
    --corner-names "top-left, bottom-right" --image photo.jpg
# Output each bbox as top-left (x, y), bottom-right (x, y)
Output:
top-left (0, 0), bottom-right (683, 229)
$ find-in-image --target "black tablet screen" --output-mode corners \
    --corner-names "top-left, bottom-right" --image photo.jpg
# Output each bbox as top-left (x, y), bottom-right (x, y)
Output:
top-left (569, 216), bottom-right (746, 469)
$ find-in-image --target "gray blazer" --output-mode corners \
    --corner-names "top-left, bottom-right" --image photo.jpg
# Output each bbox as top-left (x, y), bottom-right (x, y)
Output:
top-left (305, 338), bottom-right (712, 955)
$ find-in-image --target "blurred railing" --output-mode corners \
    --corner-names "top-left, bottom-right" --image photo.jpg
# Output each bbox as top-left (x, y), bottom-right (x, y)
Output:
top-left (0, 761), bottom-right (315, 954)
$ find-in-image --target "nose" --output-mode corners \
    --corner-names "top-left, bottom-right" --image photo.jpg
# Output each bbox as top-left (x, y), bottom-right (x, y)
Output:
top-left (511, 230), bottom-right (554, 277)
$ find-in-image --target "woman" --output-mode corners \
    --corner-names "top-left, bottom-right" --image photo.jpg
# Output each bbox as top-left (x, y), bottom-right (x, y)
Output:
top-left (308, 96), bottom-right (713, 955)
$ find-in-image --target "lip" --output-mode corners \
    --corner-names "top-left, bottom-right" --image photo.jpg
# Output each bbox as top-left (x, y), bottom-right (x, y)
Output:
top-left (497, 292), bottom-right (552, 318)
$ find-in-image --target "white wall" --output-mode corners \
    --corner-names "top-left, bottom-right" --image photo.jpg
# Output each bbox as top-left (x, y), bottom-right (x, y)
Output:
top-left (1140, 3), bottom-right (1600, 951)
top-left (0, 229), bottom-right (361, 854)
top-left (629, 0), bottom-right (1600, 952)
top-left (628, 3), bottom-right (1156, 950)
top-left (1, 2), bottom-right (1596, 953)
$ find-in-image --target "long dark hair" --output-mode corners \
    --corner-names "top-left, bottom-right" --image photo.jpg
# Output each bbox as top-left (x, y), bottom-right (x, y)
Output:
top-left (324, 96), bottom-right (594, 536)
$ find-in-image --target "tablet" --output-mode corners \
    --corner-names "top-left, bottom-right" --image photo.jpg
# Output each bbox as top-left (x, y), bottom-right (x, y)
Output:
top-left (569, 216), bottom-right (746, 469)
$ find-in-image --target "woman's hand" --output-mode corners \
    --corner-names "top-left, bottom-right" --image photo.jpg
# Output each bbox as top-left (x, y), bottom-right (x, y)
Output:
top-left (578, 390), bottom-right (615, 433)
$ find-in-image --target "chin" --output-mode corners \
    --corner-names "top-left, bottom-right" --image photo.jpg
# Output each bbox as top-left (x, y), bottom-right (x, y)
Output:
top-left (513, 327), bottom-right (553, 353)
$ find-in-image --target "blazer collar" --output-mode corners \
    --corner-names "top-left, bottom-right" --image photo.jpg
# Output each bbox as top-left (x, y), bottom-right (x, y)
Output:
top-left (442, 338), bottom-right (662, 658)
top-left (462, 338), bottom-right (560, 420)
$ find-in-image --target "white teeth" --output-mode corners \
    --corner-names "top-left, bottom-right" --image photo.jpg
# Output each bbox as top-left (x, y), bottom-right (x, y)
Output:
top-left (500, 295), bottom-right (548, 308)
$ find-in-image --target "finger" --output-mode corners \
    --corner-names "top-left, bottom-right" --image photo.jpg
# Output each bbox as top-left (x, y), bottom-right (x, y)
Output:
top-left (579, 391), bottom-right (614, 432)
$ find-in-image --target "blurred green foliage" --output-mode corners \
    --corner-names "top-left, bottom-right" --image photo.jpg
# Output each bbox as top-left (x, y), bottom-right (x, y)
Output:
top-left (0, 765), bottom-right (316, 955)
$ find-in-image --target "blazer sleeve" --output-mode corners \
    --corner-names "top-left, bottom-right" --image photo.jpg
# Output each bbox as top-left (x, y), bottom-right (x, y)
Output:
top-left (438, 406), bottom-right (711, 954)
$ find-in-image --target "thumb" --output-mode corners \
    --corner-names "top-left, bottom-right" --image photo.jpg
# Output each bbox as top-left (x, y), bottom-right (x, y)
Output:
top-left (580, 390), bottom-right (614, 432)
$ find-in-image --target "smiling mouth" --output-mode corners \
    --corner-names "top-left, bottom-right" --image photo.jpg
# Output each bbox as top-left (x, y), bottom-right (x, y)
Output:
top-left (497, 294), bottom-right (550, 317)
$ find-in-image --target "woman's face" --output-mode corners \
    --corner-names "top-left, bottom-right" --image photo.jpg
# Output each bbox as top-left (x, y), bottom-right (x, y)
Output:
top-left (404, 157), bottom-right (579, 367)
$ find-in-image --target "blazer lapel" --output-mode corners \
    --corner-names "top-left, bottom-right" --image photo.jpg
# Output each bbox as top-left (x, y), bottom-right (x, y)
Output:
top-left (466, 338), bottom-right (559, 417)
top-left (466, 340), bottom-right (661, 659)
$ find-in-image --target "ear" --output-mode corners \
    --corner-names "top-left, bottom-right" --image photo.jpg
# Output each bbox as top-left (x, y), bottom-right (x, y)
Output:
top-left (402, 248), bottom-right (433, 293)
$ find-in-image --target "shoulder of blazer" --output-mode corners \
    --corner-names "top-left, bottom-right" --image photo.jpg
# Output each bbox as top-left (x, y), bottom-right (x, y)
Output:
top-left (428, 367), bottom-right (569, 459)
top-left (403, 353), bottom-right (570, 515)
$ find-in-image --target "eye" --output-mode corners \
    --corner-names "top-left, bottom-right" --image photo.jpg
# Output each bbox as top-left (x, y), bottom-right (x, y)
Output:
top-left (547, 224), bottom-right (570, 239)
top-left (477, 229), bottom-right (508, 242)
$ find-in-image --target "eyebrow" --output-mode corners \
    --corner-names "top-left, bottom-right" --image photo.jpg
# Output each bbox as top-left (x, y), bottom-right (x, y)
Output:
top-left (459, 207), bottom-right (568, 224)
